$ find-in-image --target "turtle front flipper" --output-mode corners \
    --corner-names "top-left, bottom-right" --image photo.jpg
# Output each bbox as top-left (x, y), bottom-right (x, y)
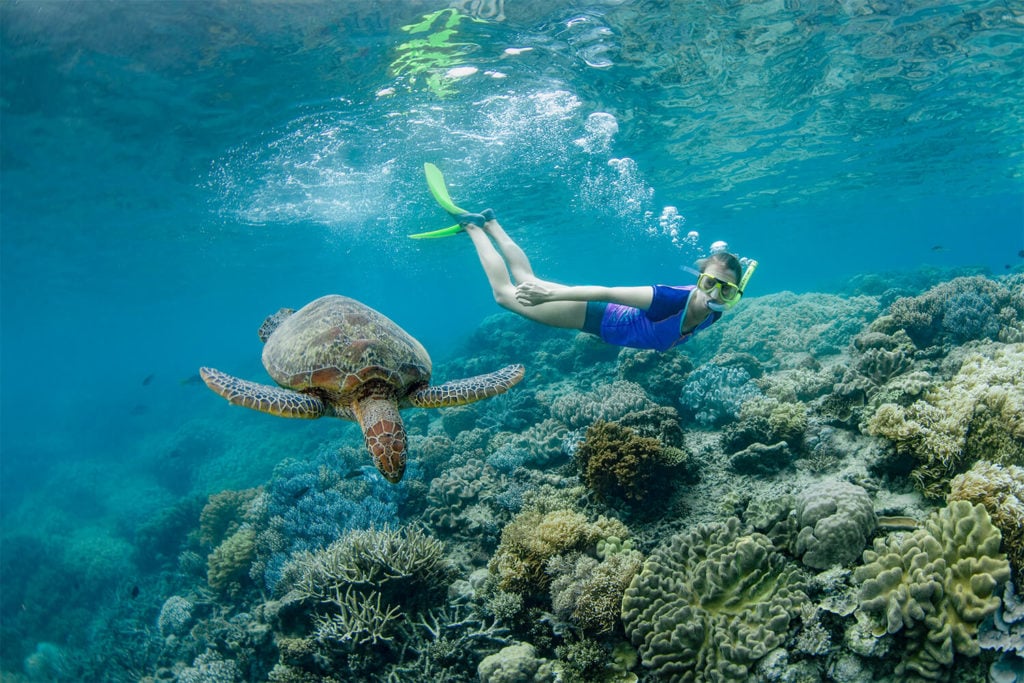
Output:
top-left (200, 367), bottom-right (326, 418)
top-left (352, 397), bottom-right (407, 484)
top-left (409, 364), bottom-right (526, 408)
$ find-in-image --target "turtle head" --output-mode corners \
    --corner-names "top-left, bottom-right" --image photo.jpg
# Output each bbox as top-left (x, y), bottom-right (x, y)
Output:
top-left (354, 397), bottom-right (407, 484)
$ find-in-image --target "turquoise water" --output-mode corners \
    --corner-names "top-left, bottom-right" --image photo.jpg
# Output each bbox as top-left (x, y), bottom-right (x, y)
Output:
top-left (1, 1), bottom-right (1022, 680)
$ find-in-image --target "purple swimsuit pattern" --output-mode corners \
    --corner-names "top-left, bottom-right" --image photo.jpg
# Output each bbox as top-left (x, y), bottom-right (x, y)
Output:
top-left (597, 285), bottom-right (721, 351)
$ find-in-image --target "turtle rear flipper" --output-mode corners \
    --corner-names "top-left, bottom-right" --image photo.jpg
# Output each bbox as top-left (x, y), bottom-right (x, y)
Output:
top-left (409, 364), bottom-right (525, 408)
top-left (199, 367), bottom-right (326, 418)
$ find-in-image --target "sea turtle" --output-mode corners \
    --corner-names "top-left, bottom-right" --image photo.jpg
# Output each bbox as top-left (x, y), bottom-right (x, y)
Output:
top-left (200, 295), bottom-right (525, 483)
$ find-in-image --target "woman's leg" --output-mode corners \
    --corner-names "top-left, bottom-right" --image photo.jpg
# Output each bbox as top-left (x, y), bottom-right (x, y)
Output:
top-left (465, 224), bottom-right (586, 329)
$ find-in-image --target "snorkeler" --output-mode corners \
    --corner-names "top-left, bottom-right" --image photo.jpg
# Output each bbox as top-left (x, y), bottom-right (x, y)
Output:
top-left (461, 211), bottom-right (750, 351)
top-left (412, 163), bottom-right (755, 352)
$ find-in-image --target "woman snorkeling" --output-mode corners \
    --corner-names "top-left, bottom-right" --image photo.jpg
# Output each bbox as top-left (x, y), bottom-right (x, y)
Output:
top-left (456, 209), bottom-right (755, 352)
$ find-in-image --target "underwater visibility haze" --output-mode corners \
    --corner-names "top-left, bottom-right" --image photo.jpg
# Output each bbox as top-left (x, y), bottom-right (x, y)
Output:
top-left (1, 1), bottom-right (1023, 681)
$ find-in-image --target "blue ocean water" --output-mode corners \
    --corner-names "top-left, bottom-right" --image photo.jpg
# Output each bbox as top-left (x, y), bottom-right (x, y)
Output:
top-left (1, 1), bottom-right (1022, 680)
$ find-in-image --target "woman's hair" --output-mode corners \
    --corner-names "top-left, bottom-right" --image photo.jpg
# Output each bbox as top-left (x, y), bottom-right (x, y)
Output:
top-left (697, 252), bottom-right (742, 282)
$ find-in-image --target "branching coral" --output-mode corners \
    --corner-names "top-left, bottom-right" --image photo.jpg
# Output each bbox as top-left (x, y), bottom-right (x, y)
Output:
top-left (207, 526), bottom-right (257, 596)
top-left (948, 461), bottom-right (1024, 592)
top-left (620, 517), bottom-right (806, 682)
top-left (280, 525), bottom-right (455, 651)
top-left (866, 343), bottom-right (1024, 499)
top-left (548, 549), bottom-right (644, 634)
top-left (853, 501), bottom-right (1010, 681)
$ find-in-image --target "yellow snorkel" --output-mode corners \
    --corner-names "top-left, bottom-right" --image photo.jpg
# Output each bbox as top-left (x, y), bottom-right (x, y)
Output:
top-left (724, 259), bottom-right (758, 310)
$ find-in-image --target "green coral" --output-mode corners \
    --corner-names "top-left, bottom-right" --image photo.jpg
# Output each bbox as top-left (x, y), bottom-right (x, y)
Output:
top-left (948, 461), bottom-right (1024, 592)
top-left (620, 517), bottom-right (806, 682)
top-left (853, 501), bottom-right (1010, 681)
top-left (549, 549), bottom-right (644, 634)
top-left (866, 342), bottom-right (1024, 499)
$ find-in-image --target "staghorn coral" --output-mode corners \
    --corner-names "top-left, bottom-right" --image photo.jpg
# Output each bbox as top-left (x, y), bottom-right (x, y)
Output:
top-left (853, 501), bottom-right (1010, 681)
top-left (790, 480), bottom-right (876, 570)
top-left (866, 343), bottom-right (1024, 499)
top-left (489, 506), bottom-right (629, 596)
top-left (948, 461), bottom-right (1024, 592)
top-left (620, 517), bottom-right (806, 682)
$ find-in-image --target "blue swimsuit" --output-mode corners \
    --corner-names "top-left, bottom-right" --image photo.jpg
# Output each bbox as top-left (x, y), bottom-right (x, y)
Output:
top-left (583, 285), bottom-right (721, 352)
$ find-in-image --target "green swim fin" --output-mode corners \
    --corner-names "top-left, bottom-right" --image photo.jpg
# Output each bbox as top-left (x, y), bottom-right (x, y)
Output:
top-left (424, 162), bottom-right (466, 216)
top-left (408, 224), bottom-right (463, 239)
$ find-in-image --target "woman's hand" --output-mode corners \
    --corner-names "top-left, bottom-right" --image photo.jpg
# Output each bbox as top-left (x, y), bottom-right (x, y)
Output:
top-left (515, 281), bottom-right (557, 306)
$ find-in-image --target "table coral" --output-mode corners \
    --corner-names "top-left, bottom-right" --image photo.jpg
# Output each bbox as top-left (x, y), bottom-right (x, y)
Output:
top-left (853, 501), bottom-right (1010, 681)
top-left (866, 342), bottom-right (1024, 499)
top-left (620, 517), bottom-right (806, 682)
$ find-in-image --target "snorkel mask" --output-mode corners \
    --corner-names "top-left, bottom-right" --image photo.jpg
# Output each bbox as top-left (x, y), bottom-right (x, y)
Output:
top-left (692, 259), bottom-right (759, 312)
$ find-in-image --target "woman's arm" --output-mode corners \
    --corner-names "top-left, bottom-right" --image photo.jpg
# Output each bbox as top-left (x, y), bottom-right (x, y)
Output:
top-left (515, 281), bottom-right (654, 310)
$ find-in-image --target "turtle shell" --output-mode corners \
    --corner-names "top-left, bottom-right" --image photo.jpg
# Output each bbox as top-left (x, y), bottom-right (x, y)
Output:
top-left (261, 295), bottom-right (431, 418)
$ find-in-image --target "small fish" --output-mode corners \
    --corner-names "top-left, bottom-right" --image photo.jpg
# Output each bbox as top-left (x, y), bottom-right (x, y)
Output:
top-left (180, 374), bottom-right (204, 386)
top-left (1018, 249), bottom-right (1024, 258)
top-left (930, 245), bottom-right (948, 252)
top-left (142, 373), bottom-right (155, 386)
top-left (130, 585), bottom-right (140, 599)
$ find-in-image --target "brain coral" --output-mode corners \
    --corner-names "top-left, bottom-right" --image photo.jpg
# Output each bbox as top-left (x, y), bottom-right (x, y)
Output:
top-left (853, 501), bottom-right (1010, 681)
top-left (620, 517), bottom-right (806, 682)
top-left (791, 480), bottom-right (876, 570)
top-left (866, 342), bottom-right (1024, 499)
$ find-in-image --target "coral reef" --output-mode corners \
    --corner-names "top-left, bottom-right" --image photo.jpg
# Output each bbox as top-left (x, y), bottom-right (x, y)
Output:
top-left (870, 276), bottom-right (1024, 349)
top-left (550, 380), bottom-right (658, 430)
top-left (853, 500), bottom-right (1011, 680)
top-left (621, 517), bottom-right (807, 682)
top-left (477, 642), bottom-right (557, 683)
top-left (865, 342), bottom-right (1024, 498)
